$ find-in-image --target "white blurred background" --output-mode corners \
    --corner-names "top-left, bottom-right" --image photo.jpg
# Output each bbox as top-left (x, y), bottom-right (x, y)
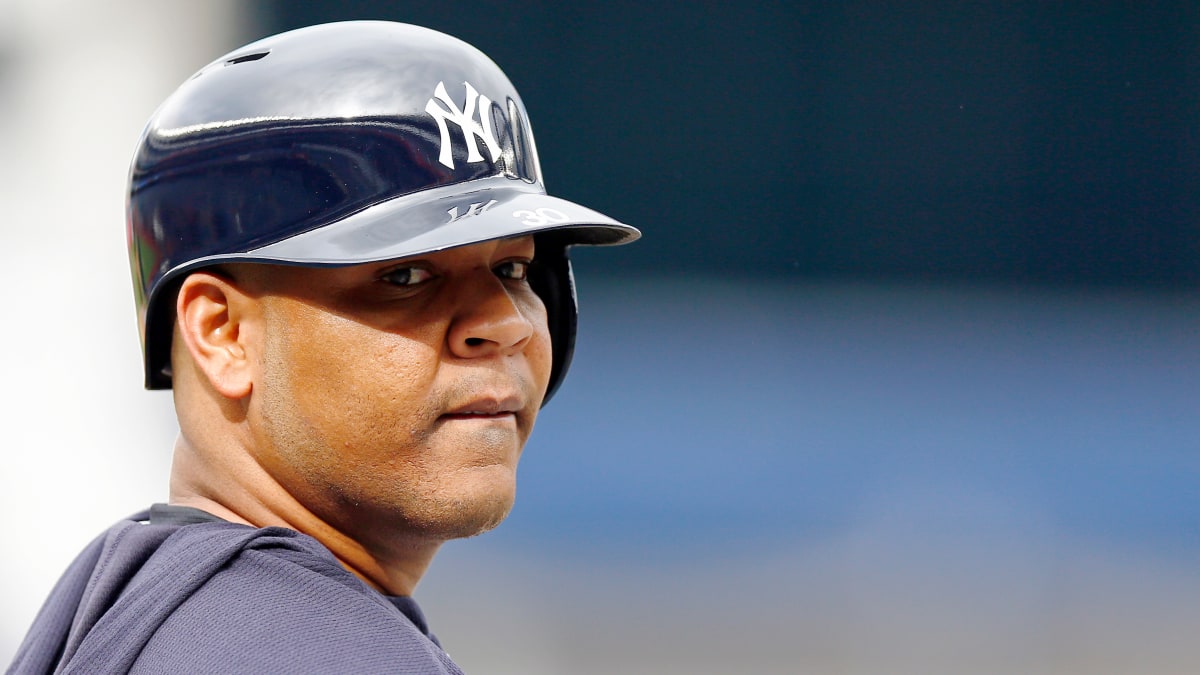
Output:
top-left (0, 0), bottom-right (244, 663)
top-left (3, 3), bottom-right (1200, 674)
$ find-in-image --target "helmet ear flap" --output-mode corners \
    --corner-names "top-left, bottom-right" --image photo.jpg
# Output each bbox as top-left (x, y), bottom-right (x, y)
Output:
top-left (144, 275), bottom-right (187, 389)
top-left (529, 235), bottom-right (578, 406)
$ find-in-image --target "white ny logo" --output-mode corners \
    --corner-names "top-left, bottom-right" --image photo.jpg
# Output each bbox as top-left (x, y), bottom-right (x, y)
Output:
top-left (425, 81), bottom-right (501, 170)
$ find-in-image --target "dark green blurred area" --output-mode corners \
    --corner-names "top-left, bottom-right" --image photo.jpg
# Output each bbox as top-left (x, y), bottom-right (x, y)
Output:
top-left (253, 1), bottom-right (1200, 287)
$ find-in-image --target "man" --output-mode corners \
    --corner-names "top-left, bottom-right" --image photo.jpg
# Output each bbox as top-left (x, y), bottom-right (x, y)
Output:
top-left (8, 21), bottom-right (637, 674)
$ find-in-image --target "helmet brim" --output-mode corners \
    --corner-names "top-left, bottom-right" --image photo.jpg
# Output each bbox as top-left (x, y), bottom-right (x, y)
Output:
top-left (189, 176), bottom-right (639, 269)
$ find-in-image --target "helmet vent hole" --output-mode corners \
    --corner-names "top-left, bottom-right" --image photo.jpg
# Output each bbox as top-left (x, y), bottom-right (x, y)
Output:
top-left (225, 51), bottom-right (270, 66)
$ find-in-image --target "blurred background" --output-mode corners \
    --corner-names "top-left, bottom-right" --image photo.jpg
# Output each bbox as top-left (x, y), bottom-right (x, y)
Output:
top-left (2, 2), bottom-right (1198, 673)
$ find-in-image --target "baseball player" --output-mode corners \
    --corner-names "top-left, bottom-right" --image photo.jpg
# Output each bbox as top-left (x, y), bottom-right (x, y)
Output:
top-left (8, 21), bottom-right (637, 674)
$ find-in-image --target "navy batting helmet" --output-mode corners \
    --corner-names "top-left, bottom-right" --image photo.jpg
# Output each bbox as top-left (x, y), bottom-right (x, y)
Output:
top-left (127, 21), bottom-right (639, 402)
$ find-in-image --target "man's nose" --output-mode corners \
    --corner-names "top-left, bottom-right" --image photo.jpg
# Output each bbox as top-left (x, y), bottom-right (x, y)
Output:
top-left (447, 276), bottom-right (536, 358)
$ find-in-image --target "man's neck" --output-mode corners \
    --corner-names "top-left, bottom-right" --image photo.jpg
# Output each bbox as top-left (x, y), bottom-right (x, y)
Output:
top-left (167, 436), bottom-right (441, 597)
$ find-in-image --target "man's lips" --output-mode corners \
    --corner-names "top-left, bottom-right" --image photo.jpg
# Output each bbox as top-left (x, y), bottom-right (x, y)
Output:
top-left (439, 395), bottom-right (523, 420)
top-left (440, 412), bottom-right (515, 420)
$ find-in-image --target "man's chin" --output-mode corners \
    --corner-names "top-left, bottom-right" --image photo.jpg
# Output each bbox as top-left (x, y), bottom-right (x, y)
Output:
top-left (449, 505), bottom-right (514, 540)
top-left (396, 485), bottom-right (517, 542)
top-left (399, 505), bottom-right (513, 543)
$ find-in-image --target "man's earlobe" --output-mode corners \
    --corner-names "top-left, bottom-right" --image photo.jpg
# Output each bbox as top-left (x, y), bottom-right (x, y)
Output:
top-left (175, 272), bottom-right (255, 399)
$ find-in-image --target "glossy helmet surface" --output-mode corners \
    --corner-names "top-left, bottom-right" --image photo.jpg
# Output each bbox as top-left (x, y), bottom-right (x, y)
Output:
top-left (127, 21), bottom-right (639, 401)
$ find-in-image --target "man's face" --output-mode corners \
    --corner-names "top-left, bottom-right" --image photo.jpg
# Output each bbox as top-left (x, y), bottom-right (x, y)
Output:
top-left (235, 236), bottom-right (552, 551)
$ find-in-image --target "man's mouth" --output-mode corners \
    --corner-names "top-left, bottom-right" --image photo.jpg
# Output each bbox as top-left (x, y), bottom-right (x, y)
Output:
top-left (441, 411), bottom-right (514, 420)
top-left (439, 395), bottom-right (522, 421)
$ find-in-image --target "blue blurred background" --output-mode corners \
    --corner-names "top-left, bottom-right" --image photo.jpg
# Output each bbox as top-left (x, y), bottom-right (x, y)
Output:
top-left (2, 2), bottom-right (1198, 672)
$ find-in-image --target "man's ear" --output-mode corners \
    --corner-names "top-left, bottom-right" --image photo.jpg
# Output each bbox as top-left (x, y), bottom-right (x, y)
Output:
top-left (175, 271), bottom-right (257, 399)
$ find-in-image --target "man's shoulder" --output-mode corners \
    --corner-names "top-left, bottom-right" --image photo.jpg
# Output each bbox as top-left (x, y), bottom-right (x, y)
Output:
top-left (127, 522), bottom-right (460, 673)
top-left (16, 513), bottom-right (462, 675)
top-left (140, 518), bottom-right (394, 626)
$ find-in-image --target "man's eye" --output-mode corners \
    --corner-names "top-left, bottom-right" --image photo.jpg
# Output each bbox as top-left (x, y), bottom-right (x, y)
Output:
top-left (381, 266), bottom-right (434, 286)
top-left (495, 260), bottom-right (530, 281)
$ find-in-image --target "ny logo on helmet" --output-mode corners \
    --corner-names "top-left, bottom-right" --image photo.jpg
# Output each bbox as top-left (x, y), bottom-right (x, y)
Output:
top-left (425, 81), bottom-right (502, 170)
